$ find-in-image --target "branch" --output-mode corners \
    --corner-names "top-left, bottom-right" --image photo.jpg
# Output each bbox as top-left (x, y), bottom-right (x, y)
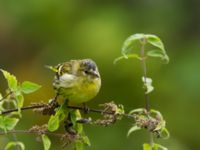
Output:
top-left (0, 102), bottom-right (135, 119)
top-left (1, 104), bottom-right (46, 115)
top-left (0, 130), bottom-right (64, 137)
top-left (0, 91), bottom-right (13, 102)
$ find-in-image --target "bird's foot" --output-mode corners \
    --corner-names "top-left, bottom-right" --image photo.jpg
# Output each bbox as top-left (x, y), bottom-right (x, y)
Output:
top-left (83, 103), bottom-right (90, 114)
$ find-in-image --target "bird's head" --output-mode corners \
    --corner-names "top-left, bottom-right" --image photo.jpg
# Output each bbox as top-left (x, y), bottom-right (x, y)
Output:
top-left (80, 59), bottom-right (100, 79)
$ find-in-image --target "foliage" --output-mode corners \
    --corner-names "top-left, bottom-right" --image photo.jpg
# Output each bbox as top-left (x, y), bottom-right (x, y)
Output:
top-left (0, 33), bottom-right (170, 150)
top-left (115, 33), bottom-right (169, 149)
top-left (0, 69), bottom-right (41, 149)
top-left (4, 141), bottom-right (25, 150)
top-left (114, 33), bottom-right (169, 64)
top-left (42, 134), bottom-right (51, 150)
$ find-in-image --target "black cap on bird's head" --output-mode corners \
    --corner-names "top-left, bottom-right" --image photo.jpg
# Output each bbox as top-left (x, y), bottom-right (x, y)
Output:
top-left (81, 59), bottom-right (100, 78)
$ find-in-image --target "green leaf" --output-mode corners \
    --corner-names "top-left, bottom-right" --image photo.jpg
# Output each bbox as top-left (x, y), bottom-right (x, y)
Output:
top-left (0, 116), bottom-right (19, 132)
top-left (121, 33), bottom-right (169, 63)
top-left (147, 50), bottom-right (164, 58)
top-left (21, 81), bottom-right (41, 94)
top-left (146, 35), bottom-right (169, 63)
top-left (1, 69), bottom-right (17, 91)
top-left (143, 143), bottom-right (152, 150)
top-left (48, 102), bottom-right (68, 132)
top-left (70, 110), bottom-right (83, 134)
top-left (146, 35), bottom-right (164, 51)
top-left (15, 94), bottom-right (24, 117)
top-left (147, 50), bottom-right (169, 63)
top-left (4, 141), bottom-right (25, 150)
top-left (70, 110), bottom-right (78, 126)
top-left (0, 93), bottom-right (2, 99)
top-left (127, 125), bottom-right (141, 137)
top-left (150, 109), bottom-right (164, 120)
top-left (42, 134), bottom-right (51, 150)
top-left (129, 108), bottom-right (145, 115)
top-left (114, 54), bottom-right (141, 64)
top-left (122, 33), bottom-right (145, 58)
top-left (75, 141), bottom-right (84, 150)
top-left (48, 115), bottom-right (59, 132)
top-left (82, 135), bottom-right (91, 146)
top-left (153, 143), bottom-right (168, 150)
top-left (16, 94), bottom-right (24, 109)
top-left (160, 128), bottom-right (170, 139)
top-left (0, 93), bottom-right (5, 113)
top-left (142, 77), bottom-right (154, 94)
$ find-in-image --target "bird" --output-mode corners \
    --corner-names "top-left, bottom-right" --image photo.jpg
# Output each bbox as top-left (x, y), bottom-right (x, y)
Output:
top-left (48, 59), bottom-right (101, 105)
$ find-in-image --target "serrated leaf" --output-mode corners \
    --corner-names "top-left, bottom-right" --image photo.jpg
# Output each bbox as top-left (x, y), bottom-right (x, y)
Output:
top-left (127, 125), bottom-right (141, 137)
top-left (75, 140), bottom-right (83, 150)
top-left (142, 77), bottom-right (154, 94)
top-left (4, 141), bottom-right (25, 150)
top-left (143, 143), bottom-right (152, 150)
top-left (48, 115), bottom-right (59, 132)
top-left (42, 134), bottom-right (51, 150)
top-left (21, 81), bottom-right (41, 94)
top-left (1, 69), bottom-right (17, 91)
top-left (0, 116), bottom-right (19, 132)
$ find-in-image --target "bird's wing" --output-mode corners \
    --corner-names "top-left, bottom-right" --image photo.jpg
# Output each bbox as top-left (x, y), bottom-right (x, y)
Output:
top-left (53, 73), bottom-right (77, 88)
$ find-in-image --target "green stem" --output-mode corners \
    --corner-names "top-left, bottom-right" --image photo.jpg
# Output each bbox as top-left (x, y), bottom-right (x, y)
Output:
top-left (140, 37), bottom-right (154, 145)
top-left (140, 38), bottom-right (150, 112)
top-left (150, 132), bottom-right (154, 147)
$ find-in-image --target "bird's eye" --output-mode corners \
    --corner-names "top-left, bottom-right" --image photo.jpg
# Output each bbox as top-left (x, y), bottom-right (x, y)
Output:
top-left (84, 70), bottom-right (89, 74)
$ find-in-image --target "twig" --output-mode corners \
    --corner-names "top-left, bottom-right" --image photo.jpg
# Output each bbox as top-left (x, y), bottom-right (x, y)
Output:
top-left (0, 130), bottom-right (64, 137)
top-left (0, 91), bottom-right (12, 102)
top-left (0, 103), bottom-right (135, 119)
top-left (1, 105), bottom-right (46, 115)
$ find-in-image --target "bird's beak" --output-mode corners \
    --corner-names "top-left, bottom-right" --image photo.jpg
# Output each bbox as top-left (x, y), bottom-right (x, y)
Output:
top-left (90, 70), bottom-right (100, 78)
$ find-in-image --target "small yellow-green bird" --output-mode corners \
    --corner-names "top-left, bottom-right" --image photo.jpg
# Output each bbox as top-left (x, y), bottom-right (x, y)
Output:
top-left (49, 59), bottom-right (101, 104)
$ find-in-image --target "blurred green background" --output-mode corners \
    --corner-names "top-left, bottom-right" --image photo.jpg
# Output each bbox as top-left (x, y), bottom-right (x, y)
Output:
top-left (0, 0), bottom-right (199, 149)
